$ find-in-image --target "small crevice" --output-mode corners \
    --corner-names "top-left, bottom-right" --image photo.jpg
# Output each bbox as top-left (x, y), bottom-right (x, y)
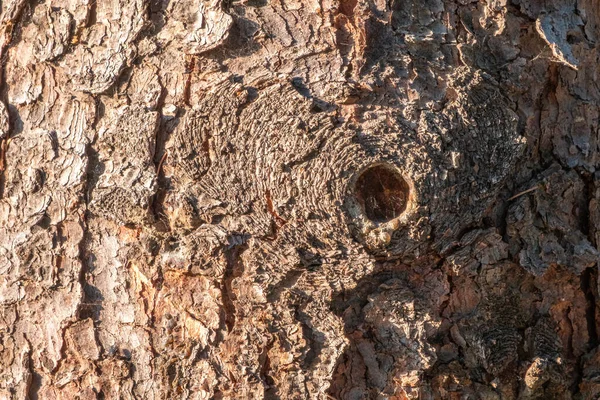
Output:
top-left (147, 260), bottom-right (163, 379)
top-left (182, 56), bottom-right (196, 107)
top-left (571, 267), bottom-right (599, 395)
top-left (264, 189), bottom-right (287, 240)
top-left (295, 307), bottom-right (323, 370)
top-left (77, 143), bottom-right (103, 324)
top-left (87, 0), bottom-right (97, 27)
top-left (260, 340), bottom-right (277, 399)
top-left (52, 221), bottom-right (65, 287)
top-left (150, 75), bottom-right (171, 232)
top-left (221, 240), bottom-right (248, 332)
top-left (582, 267), bottom-right (599, 349)
top-left (578, 170), bottom-right (593, 240)
top-left (0, 138), bottom-right (7, 199)
top-left (439, 271), bottom-right (454, 318)
top-left (575, 175), bottom-right (598, 392)
top-left (24, 332), bottom-right (42, 400)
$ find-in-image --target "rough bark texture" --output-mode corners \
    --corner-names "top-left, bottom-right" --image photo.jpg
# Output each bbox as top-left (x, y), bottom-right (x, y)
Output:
top-left (1, 0), bottom-right (600, 398)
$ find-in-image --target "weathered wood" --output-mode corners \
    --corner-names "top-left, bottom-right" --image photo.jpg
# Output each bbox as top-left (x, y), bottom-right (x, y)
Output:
top-left (0, 0), bottom-right (599, 398)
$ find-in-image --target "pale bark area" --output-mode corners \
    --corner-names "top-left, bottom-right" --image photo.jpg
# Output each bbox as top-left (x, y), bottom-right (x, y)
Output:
top-left (0, 0), bottom-right (599, 398)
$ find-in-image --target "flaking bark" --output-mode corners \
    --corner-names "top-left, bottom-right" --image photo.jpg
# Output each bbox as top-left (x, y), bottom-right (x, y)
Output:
top-left (0, 0), bottom-right (600, 399)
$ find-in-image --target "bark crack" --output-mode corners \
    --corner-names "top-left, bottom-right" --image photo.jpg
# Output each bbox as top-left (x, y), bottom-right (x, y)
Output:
top-left (77, 142), bottom-right (101, 323)
top-left (0, 137), bottom-right (7, 199)
top-left (582, 267), bottom-right (599, 349)
top-left (0, 0), bottom-right (33, 199)
top-left (222, 240), bottom-right (248, 332)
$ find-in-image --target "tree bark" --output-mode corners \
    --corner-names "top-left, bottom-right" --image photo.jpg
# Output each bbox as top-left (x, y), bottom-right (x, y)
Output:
top-left (1, 0), bottom-right (599, 398)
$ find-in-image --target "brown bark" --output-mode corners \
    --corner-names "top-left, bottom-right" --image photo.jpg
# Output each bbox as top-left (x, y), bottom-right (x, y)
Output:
top-left (0, 0), bottom-right (599, 398)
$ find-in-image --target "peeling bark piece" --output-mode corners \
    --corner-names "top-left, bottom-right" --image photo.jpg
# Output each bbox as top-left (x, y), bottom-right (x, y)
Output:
top-left (127, 63), bottom-right (163, 110)
top-left (7, 64), bottom-right (44, 105)
top-left (65, 319), bottom-right (100, 361)
top-left (536, 10), bottom-right (582, 69)
top-left (64, 47), bottom-right (129, 94)
top-left (159, 0), bottom-right (233, 55)
top-left (47, 0), bottom-right (90, 27)
top-left (60, 0), bottom-right (148, 93)
top-left (19, 5), bottom-right (73, 63)
top-left (184, 0), bottom-right (234, 54)
top-left (507, 166), bottom-right (599, 276)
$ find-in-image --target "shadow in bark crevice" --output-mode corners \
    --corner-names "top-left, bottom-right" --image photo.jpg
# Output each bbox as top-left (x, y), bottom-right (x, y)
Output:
top-left (327, 268), bottom-right (413, 399)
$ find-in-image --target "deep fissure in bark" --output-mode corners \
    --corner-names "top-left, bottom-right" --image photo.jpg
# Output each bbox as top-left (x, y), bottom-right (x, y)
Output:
top-left (222, 242), bottom-right (248, 333)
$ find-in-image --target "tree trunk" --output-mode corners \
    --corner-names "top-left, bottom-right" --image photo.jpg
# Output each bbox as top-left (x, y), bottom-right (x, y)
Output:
top-left (1, 0), bottom-right (599, 398)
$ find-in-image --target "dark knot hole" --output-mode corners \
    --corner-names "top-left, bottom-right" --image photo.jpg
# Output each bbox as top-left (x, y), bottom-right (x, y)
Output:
top-left (354, 164), bottom-right (409, 223)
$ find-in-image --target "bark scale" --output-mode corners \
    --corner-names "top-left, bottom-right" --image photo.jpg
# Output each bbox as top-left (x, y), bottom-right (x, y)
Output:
top-left (0, 0), bottom-right (599, 399)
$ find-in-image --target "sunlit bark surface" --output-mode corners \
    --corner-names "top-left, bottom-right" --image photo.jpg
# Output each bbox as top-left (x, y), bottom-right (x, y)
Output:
top-left (1, 0), bottom-right (600, 398)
